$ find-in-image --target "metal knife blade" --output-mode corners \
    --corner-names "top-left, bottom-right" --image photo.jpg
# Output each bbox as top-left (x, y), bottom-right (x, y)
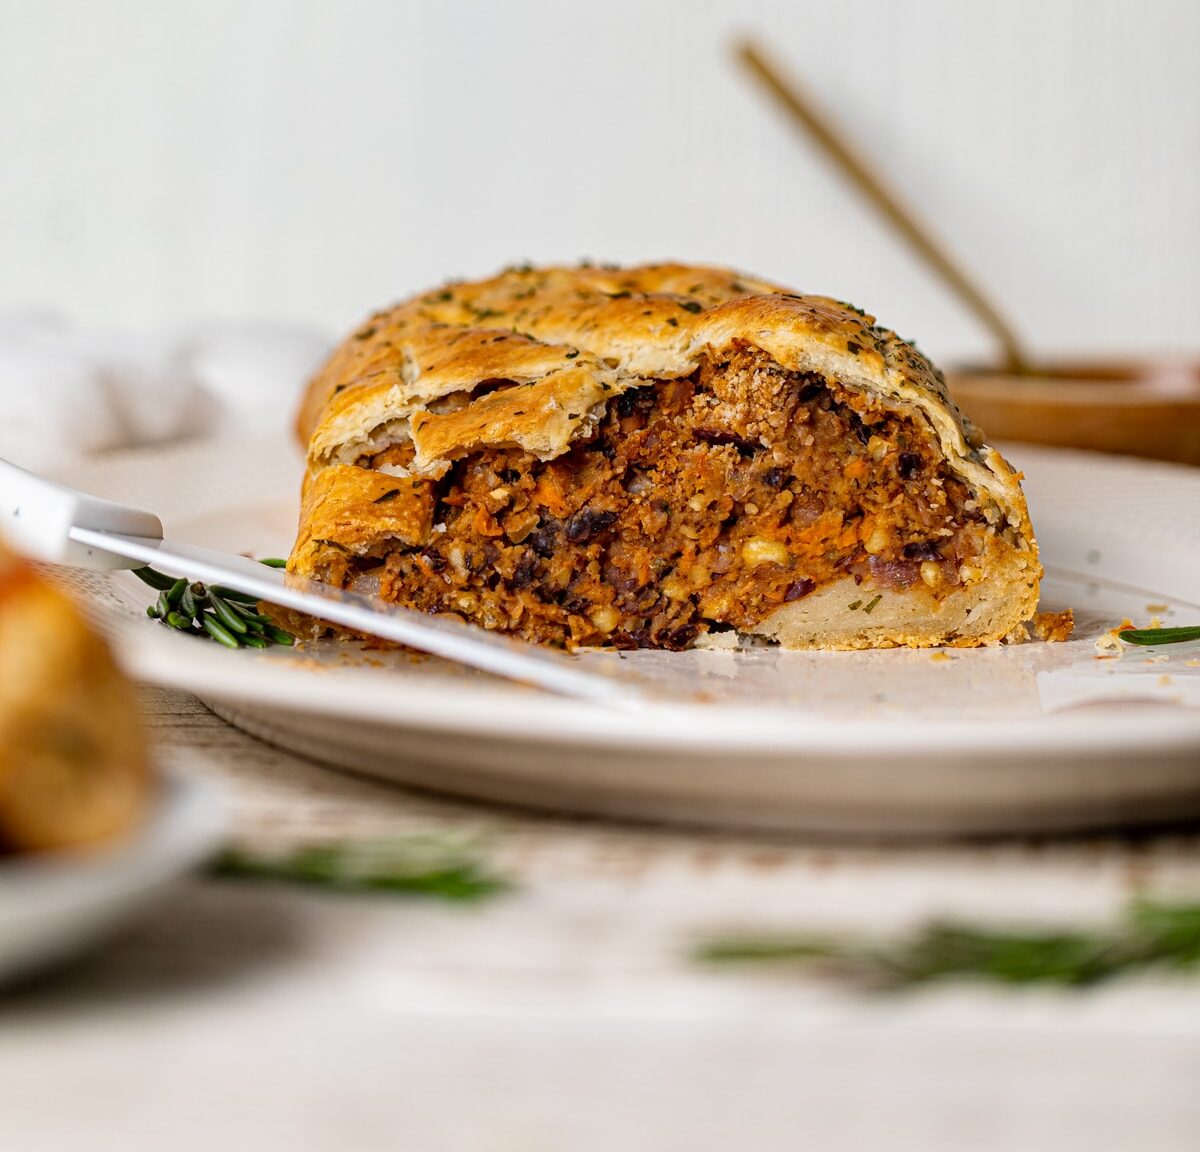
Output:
top-left (68, 527), bottom-right (653, 708)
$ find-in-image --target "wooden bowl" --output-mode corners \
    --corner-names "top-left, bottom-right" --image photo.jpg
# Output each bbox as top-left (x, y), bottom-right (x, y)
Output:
top-left (946, 357), bottom-right (1200, 466)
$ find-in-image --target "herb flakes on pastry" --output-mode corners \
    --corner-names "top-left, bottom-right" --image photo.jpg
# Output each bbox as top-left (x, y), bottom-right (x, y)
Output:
top-left (0, 539), bottom-right (151, 853)
top-left (289, 263), bottom-right (1047, 651)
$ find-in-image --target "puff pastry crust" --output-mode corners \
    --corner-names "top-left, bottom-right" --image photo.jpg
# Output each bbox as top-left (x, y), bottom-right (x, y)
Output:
top-left (290, 263), bottom-right (1042, 650)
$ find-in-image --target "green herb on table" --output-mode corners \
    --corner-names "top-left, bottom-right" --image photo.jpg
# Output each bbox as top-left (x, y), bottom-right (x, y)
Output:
top-left (694, 899), bottom-right (1200, 990)
top-left (212, 838), bottom-right (510, 902)
top-left (1119, 625), bottom-right (1200, 647)
top-left (133, 560), bottom-right (295, 650)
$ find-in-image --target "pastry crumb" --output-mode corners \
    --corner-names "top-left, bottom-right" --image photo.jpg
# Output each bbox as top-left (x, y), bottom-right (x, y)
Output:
top-left (1030, 608), bottom-right (1074, 643)
top-left (1095, 618), bottom-right (1135, 655)
top-left (930, 651), bottom-right (953, 662)
top-left (693, 629), bottom-right (742, 651)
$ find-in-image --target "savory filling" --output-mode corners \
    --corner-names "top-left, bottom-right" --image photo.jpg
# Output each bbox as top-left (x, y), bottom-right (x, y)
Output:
top-left (351, 343), bottom-right (989, 649)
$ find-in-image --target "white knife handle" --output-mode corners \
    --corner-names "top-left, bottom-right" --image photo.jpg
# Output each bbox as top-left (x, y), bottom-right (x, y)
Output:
top-left (0, 457), bottom-right (163, 570)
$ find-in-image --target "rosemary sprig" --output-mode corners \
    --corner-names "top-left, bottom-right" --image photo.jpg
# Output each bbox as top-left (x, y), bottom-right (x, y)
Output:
top-left (133, 567), bottom-right (178, 591)
top-left (1119, 626), bottom-right (1200, 647)
top-left (212, 838), bottom-right (509, 902)
top-left (133, 559), bottom-right (295, 650)
top-left (695, 899), bottom-right (1200, 990)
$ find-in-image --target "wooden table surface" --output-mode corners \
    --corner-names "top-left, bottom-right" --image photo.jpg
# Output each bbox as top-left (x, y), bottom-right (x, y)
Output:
top-left (3, 686), bottom-right (1200, 1151)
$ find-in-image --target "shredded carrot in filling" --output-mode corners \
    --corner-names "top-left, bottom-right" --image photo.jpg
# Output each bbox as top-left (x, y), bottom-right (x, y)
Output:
top-left (354, 343), bottom-right (988, 649)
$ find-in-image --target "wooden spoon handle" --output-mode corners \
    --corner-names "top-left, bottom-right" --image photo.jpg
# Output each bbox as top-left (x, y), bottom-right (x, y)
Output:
top-left (736, 40), bottom-right (1031, 375)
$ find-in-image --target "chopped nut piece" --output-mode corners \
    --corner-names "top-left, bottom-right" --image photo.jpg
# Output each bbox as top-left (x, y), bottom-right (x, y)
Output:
top-left (504, 509), bottom-right (540, 544)
top-left (661, 577), bottom-right (690, 601)
top-left (589, 605), bottom-right (620, 633)
top-left (446, 541), bottom-right (469, 577)
top-left (864, 527), bottom-right (890, 555)
top-left (484, 487), bottom-right (512, 513)
top-left (742, 538), bottom-right (790, 567)
top-left (866, 434), bottom-right (889, 461)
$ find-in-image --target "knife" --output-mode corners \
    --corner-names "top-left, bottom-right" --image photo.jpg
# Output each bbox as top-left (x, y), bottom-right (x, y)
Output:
top-left (0, 456), bottom-right (651, 707)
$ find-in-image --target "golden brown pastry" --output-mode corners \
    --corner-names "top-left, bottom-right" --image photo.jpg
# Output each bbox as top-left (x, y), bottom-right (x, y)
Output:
top-left (290, 263), bottom-right (1042, 650)
top-left (0, 538), bottom-right (151, 852)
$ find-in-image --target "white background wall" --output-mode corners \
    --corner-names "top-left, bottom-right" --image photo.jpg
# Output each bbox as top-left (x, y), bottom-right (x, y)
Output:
top-left (1, 0), bottom-right (1197, 363)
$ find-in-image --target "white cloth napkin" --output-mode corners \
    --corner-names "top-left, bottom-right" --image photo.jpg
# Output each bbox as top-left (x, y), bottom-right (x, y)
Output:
top-left (0, 312), bottom-right (331, 470)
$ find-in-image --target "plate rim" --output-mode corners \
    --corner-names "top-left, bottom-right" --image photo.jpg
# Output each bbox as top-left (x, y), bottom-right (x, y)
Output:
top-left (106, 619), bottom-right (1200, 757)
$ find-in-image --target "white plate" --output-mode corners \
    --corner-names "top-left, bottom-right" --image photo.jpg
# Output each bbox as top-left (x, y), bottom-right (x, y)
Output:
top-left (56, 438), bottom-right (1200, 837)
top-left (0, 770), bottom-right (225, 986)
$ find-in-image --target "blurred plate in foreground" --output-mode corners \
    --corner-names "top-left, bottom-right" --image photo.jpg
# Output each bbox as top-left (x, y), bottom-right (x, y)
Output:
top-left (0, 770), bottom-right (225, 986)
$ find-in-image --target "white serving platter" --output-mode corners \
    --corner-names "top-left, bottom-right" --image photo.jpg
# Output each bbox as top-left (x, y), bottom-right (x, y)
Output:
top-left (55, 438), bottom-right (1200, 837)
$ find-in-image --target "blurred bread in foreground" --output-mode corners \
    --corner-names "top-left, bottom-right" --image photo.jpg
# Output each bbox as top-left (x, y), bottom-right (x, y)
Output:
top-left (0, 538), bottom-right (151, 853)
